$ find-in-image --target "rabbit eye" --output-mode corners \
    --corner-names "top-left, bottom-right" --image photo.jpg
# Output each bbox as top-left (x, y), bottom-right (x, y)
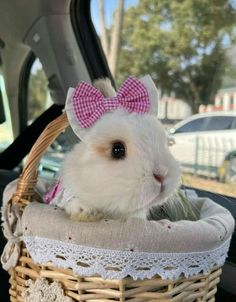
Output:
top-left (111, 141), bottom-right (126, 160)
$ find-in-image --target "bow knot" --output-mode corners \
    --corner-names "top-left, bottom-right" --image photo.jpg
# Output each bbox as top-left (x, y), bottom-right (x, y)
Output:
top-left (1, 203), bottom-right (23, 271)
top-left (103, 97), bottom-right (119, 111)
top-left (72, 76), bottom-right (150, 128)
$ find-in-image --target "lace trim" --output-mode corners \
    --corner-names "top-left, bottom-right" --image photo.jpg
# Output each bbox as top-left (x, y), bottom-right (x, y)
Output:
top-left (23, 236), bottom-right (230, 280)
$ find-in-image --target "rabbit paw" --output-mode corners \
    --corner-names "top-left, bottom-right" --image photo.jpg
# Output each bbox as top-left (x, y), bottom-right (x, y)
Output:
top-left (70, 208), bottom-right (104, 222)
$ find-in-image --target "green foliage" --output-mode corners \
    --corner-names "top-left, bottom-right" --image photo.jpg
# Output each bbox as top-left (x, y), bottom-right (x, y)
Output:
top-left (117, 0), bottom-right (236, 112)
top-left (28, 68), bottom-right (48, 121)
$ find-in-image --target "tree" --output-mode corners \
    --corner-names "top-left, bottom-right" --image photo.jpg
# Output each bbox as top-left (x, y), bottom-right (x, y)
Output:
top-left (221, 45), bottom-right (236, 88)
top-left (98, 0), bottom-right (109, 57)
top-left (98, 0), bottom-right (125, 78)
top-left (28, 68), bottom-right (48, 121)
top-left (117, 0), bottom-right (236, 112)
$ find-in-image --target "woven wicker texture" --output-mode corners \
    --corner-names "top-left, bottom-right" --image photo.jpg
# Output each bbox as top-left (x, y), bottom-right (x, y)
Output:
top-left (7, 113), bottom-right (222, 301)
top-left (9, 248), bottom-right (221, 302)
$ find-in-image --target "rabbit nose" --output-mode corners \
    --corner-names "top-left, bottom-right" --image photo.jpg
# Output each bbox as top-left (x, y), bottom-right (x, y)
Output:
top-left (153, 173), bottom-right (165, 184)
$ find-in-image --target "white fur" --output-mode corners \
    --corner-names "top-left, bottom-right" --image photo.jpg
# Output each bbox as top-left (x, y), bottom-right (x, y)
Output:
top-left (58, 78), bottom-right (181, 220)
top-left (93, 78), bottom-right (117, 97)
top-left (61, 109), bottom-right (181, 220)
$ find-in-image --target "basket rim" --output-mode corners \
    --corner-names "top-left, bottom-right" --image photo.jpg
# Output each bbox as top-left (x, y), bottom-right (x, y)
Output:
top-left (22, 234), bottom-right (229, 280)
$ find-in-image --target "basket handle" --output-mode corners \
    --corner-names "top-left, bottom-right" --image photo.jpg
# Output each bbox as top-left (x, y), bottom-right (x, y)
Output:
top-left (12, 112), bottom-right (69, 204)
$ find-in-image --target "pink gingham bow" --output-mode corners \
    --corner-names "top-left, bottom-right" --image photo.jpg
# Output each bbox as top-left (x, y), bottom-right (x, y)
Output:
top-left (72, 76), bottom-right (150, 128)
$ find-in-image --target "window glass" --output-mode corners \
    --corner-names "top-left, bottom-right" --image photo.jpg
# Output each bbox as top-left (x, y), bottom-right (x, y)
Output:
top-left (27, 58), bottom-right (72, 180)
top-left (175, 118), bottom-right (207, 133)
top-left (38, 132), bottom-right (72, 181)
top-left (230, 95), bottom-right (234, 105)
top-left (0, 75), bottom-right (13, 151)
top-left (231, 117), bottom-right (236, 129)
top-left (91, 0), bottom-right (236, 197)
top-left (205, 116), bottom-right (234, 131)
top-left (28, 58), bottom-right (53, 123)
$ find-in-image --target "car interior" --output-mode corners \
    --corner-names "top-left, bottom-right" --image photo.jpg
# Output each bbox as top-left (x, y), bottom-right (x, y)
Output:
top-left (0, 1), bottom-right (236, 301)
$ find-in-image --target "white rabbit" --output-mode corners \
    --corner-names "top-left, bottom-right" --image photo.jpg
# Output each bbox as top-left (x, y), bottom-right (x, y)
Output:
top-left (45, 75), bottom-right (181, 221)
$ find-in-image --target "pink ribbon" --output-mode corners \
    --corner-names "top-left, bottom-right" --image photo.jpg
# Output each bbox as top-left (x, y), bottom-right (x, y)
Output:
top-left (43, 180), bottom-right (63, 204)
top-left (72, 76), bottom-right (150, 128)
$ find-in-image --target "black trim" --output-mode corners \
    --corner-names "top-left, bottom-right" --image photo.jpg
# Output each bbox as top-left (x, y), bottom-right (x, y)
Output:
top-left (0, 87), bottom-right (5, 124)
top-left (0, 104), bottom-right (64, 170)
top-left (70, 0), bottom-right (115, 86)
top-left (18, 52), bottom-right (36, 132)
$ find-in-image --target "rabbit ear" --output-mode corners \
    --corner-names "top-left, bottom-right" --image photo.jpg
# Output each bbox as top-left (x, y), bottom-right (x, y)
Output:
top-left (65, 79), bottom-right (117, 141)
top-left (65, 87), bottom-right (89, 141)
top-left (139, 75), bottom-right (159, 115)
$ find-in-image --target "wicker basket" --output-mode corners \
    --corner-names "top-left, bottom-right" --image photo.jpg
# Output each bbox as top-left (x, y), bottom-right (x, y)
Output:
top-left (5, 112), bottom-right (224, 301)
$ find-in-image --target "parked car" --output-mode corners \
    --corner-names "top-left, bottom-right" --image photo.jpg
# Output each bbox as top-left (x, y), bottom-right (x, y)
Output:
top-left (168, 112), bottom-right (236, 177)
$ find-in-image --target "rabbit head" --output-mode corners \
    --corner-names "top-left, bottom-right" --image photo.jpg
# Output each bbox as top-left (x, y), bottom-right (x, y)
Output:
top-left (62, 76), bottom-right (181, 219)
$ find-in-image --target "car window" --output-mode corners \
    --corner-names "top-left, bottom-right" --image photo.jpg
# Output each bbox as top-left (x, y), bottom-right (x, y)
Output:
top-left (231, 117), bottom-right (236, 129)
top-left (0, 75), bottom-right (13, 151)
top-left (28, 58), bottom-right (53, 124)
top-left (91, 1), bottom-right (236, 197)
top-left (27, 58), bottom-right (72, 180)
top-left (205, 116), bottom-right (234, 131)
top-left (175, 118), bottom-right (207, 133)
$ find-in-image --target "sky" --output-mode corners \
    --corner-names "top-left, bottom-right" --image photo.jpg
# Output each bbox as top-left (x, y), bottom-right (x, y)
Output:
top-left (91, 0), bottom-right (138, 33)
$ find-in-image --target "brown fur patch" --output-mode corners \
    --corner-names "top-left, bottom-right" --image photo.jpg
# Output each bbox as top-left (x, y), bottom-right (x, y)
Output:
top-left (95, 143), bottom-right (111, 158)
